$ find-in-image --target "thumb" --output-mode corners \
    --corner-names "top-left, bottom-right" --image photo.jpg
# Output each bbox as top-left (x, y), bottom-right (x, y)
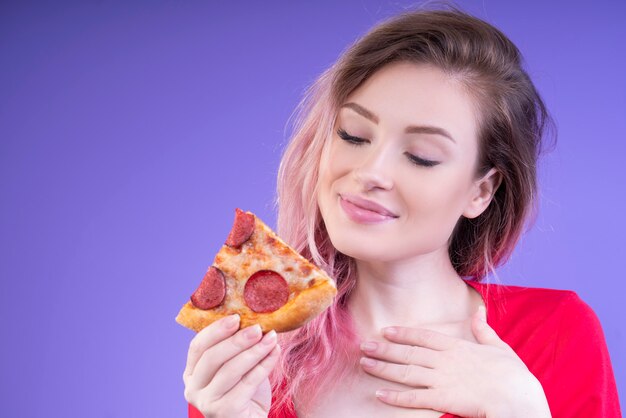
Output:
top-left (471, 305), bottom-right (504, 347)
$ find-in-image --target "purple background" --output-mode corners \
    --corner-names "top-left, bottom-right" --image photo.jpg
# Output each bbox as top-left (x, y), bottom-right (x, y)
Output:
top-left (1, 1), bottom-right (624, 416)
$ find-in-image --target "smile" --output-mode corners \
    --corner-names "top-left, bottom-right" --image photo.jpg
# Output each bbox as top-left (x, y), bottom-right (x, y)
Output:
top-left (339, 196), bottom-right (398, 224)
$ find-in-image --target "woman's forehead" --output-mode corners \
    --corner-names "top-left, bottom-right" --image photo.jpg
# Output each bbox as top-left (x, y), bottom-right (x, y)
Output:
top-left (335, 68), bottom-right (480, 148)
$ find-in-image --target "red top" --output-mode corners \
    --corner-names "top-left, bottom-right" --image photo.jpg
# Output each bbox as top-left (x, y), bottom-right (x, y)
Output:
top-left (189, 280), bottom-right (622, 417)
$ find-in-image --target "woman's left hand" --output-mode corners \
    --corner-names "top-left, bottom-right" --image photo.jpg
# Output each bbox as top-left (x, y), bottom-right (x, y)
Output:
top-left (359, 306), bottom-right (551, 418)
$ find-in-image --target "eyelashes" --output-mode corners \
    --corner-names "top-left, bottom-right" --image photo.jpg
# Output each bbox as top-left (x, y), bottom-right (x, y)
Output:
top-left (335, 128), bottom-right (440, 168)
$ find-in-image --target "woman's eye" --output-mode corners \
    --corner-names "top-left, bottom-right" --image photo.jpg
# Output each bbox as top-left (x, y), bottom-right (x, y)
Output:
top-left (406, 153), bottom-right (440, 167)
top-left (336, 128), bottom-right (367, 145)
top-left (336, 128), bottom-right (440, 168)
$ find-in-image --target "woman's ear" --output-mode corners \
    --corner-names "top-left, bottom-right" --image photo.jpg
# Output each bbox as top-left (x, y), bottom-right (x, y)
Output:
top-left (463, 167), bottom-right (502, 219)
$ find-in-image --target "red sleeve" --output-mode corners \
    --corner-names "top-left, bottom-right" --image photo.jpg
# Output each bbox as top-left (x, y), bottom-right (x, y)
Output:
top-left (543, 293), bottom-right (622, 417)
top-left (188, 403), bottom-right (204, 418)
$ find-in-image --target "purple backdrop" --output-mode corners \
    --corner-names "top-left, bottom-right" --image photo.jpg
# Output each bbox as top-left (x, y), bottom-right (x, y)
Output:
top-left (1, 1), bottom-right (624, 416)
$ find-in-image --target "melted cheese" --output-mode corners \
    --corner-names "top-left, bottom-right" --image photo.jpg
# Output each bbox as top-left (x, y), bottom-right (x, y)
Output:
top-left (211, 216), bottom-right (336, 314)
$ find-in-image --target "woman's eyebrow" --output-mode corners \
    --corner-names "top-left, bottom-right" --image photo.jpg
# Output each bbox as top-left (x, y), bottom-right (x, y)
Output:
top-left (340, 102), bottom-right (456, 144)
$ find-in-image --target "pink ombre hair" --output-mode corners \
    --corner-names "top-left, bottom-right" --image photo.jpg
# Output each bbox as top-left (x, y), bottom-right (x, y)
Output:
top-left (269, 5), bottom-right (556, 414)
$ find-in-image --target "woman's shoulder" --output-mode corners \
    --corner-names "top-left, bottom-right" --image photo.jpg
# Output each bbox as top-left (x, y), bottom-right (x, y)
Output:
top-left (465, 279), bottom-right (596, 332)
top-left (468, 280), bottom-right (608, 351)
top-left (466, 279), bottom-right (582, 311)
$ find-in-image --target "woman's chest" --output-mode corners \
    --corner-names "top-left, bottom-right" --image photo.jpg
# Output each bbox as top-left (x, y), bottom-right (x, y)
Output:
top-left (295, 321), bottom-right (478, 418)
top-left (296, 350), bottom-right (451, 418)
top-left (298, 378), bottom-right (447, 418)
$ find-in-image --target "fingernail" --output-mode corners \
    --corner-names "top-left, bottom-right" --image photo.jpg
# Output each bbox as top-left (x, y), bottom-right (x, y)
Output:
top-left (360, 357), bottom-right (377, 367)
top-left (375, 390), bottom-right (388, 399)
top-left (360, 342), bottom-right (378, 352)
top-left (262, 330), bottom-right (277, 345)
top-left (223, 314), bottom-right (240, 328)
top-left (244, 324), bottom-right (262, 339)
top-left (383, 327), bottom-right (397, 336)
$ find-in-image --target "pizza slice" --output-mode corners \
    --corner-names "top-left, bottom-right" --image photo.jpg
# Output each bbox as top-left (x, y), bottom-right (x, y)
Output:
top-left (175, 208), bottom-right (337, 333)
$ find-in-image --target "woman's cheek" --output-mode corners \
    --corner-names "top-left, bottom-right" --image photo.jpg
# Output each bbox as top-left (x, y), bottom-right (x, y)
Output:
top-left (406, 176), bottom-right (466, 245)
top-left (323, 142), bottom-right (353, 180)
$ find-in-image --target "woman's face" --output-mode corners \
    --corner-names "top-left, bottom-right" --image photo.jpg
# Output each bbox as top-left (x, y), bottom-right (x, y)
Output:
top-left (317, 61), bottom-right (497, 262)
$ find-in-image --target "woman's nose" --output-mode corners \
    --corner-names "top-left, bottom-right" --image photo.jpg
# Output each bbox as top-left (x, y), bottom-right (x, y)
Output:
top-left (352, 146), bottom-right (394, 191)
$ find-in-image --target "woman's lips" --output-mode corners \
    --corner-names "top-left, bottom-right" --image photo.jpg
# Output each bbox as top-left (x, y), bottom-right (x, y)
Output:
top-left (339, 196), bottom-right (398, 224)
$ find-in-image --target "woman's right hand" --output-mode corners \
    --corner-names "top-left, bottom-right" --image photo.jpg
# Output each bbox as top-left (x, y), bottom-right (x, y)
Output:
top-left (183, 314), bottom-right (281, 418)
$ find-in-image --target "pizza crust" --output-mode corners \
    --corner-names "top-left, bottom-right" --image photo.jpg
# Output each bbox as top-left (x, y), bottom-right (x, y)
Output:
top-left (175, 279), bottom-right (336, 333)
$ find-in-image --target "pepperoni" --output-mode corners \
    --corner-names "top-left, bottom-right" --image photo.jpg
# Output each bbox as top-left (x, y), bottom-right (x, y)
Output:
top-left (243, 270), bottom-right (290, 313)
top-left (225, 208), bottom-right (255, 248)
top-left (190, 266), bottom-right (226, 310)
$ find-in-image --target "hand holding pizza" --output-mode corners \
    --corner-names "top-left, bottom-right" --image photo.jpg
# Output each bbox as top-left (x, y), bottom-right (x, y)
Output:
top-left (183, 314), bottom-right (281, 418)
top-left (178, 208), bottom-right (337, 417)
top-left (359, 306), bottom-right (551, 418)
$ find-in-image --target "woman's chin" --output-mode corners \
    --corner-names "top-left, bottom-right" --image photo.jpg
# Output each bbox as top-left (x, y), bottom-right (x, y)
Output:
top-left (330, 239), bottom-right (393, 263)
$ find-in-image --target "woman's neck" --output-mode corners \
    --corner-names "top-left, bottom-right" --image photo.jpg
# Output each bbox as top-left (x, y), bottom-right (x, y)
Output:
top-left (347, 246), bottom-right (475, 338)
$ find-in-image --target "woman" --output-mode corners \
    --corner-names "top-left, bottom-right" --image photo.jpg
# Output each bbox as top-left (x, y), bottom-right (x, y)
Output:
top-left (184, 7), bottom-right (621, 418)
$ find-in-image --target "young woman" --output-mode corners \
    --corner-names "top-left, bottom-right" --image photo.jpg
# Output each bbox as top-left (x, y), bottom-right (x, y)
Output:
top-left (183, 7), bottom-right (621, 418)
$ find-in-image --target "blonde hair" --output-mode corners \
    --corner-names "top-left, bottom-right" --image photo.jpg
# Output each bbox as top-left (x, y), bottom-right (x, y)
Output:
top-left (270, 4), bottom-right (556, 415)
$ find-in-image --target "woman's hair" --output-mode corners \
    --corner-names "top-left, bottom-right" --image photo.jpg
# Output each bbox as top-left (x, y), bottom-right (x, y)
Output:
top-left (270, 4), bottom-right (556, 414)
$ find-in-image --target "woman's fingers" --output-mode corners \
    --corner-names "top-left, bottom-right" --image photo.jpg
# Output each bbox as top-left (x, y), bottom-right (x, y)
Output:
top-left (383, 326), bottom-right (457, 351)
top-left (184, 314), bottom-right (240, 379)
top-left (182, 316), bottom-right (282, 417)
top-left (360, 340), bottom-right (439, 369)
top-left (376, 387), bottom-right (441, 410)
top-left (187, 324), bottom-right (264, 391)
top-left (219, 344), bottom-right (281, 405)
top-left (208, 330), bottom-right (278, 395)
top-left (360, 356), bottom-right (438, 388)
